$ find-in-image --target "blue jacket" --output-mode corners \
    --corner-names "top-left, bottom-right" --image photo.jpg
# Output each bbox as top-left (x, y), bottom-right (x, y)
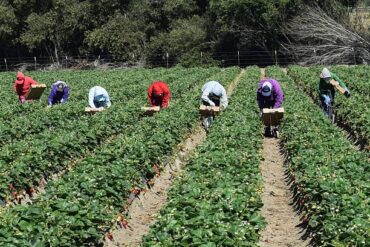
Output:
top-left (48, 81), bottom-right (69, 105)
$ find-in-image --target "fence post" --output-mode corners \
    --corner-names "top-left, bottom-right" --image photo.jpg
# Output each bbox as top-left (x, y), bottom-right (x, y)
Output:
top-left (4, 58), bottom-right (8, 71)
top-left (237, 50), bottom-right (240, 67)
top-left (274, 50), bottom-right (278, 66)
top-left (34, 57), bottom-right (37, 70)
top-left (166, 52), bottom-right (169, 68)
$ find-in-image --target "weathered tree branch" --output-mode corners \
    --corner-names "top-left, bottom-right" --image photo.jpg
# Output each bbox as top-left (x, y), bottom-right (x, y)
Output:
top-left (284, 5), bottom-right (370, 65)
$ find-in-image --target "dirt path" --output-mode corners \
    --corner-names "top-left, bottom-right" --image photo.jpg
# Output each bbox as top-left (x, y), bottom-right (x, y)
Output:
top-left (227, 69), bottom-right (245, 95)
top-left (105, 70), bottom-right (245, 247)
top-left (259, 67), bottom-right (308, 246)
top-left (259, 138), bottom-right (308, 247)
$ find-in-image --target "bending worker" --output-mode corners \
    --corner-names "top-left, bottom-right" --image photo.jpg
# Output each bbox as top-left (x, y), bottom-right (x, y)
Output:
top-left (257, 78), bottom-right (284, 136)
top-left (14, 71), bottom-right (38, 104)
top-left (201, 81), bottom-right (228, 109)
top-left (88, 86), bottom-right (111, 109)
top-left (256, 78), bottom-right (284, 111)
top-left (147, 81), bottom-right (171, 108)
top-left (319, 67), bottom-right (350, 117)
top-left (48, 81), bottom-right (69, 106)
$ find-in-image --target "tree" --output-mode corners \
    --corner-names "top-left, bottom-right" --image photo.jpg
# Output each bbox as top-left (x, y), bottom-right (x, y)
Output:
top-left (20, 0), bottom-right (92, 61)
top-left (85, 13), bottom-right (146, 61)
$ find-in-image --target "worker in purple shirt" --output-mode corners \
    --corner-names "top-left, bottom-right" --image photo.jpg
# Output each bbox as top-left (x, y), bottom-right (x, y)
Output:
top-left (257, 78), bottom-right (284, 136)
top-left (48, 81), bottom-right (69, 106)
top-left (257, 78), bottom-right (284, 111)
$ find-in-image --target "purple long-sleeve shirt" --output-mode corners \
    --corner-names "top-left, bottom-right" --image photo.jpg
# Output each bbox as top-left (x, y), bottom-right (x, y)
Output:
top-left (256, 78), bottom-right (284, 109)
top-left (48, 81), bottom-right (69, 105)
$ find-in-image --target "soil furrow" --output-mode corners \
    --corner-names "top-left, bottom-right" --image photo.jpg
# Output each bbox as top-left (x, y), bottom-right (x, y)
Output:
top-left (259, 67), bottom-right (308, 246)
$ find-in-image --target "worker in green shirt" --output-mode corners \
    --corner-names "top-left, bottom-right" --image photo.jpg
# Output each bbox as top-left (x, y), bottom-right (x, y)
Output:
top-left (318, 68), bottom-right (350, 119)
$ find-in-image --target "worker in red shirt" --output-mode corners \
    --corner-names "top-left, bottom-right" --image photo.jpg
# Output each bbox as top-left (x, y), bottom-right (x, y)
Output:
top-left (147, 81), bottom-right (171, 108)
top-left (14, 71), bottom-right (38, 104)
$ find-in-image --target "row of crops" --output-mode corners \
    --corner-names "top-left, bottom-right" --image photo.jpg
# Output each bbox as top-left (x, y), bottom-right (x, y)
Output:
top-left (266, 67), bottom-right (369, 246)
top-left (0, 67), bottom-right (241, 246)
top-left (142, 67), bottom-right (265, 246)
top-left (287, 65), bottom-right (369, 150)
top-left (0, 65), bottom-right (368, 246)
top-left (0, 67), bottom-right (223, 205)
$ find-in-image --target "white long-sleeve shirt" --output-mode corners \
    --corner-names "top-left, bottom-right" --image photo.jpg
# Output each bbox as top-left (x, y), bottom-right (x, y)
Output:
top-left (201, 81), bottom-right (228, 108)
top-left (88, 86), bottom-right (111, 108)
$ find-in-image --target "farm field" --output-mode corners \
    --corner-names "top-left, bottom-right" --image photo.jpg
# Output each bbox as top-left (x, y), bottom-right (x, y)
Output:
top-left (0, 66), bottom-right (368, 246)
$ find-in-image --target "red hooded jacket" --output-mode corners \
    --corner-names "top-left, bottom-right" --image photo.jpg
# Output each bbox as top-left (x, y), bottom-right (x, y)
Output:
top-left (14, 72), bottom-right (38, 100)
top-left (147, 81), bottom-right (171, 108)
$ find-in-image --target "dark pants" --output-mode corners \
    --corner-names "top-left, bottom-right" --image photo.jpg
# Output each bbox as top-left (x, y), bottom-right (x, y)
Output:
top-left (202, 97), bottom-right (220, 106)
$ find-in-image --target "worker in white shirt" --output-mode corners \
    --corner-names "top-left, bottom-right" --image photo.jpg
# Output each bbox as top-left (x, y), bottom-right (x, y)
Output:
top-left (88, 86), bottom-right (112, 109)
top-left (201, 81), bottom-right (228, 109)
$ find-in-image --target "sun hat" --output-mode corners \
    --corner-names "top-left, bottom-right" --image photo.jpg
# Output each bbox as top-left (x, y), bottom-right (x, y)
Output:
top-left (261, 81), bottom-right (272, 97)
top-left (320, 68), bottom-right (331, 79)
top-left (56, 81), bottom-right (66, 92)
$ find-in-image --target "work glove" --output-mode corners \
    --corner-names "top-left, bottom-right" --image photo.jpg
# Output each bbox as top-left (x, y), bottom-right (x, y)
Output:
top-left (209, 101), bottom-right (216, 107)
top-left (344, 89), bottom-right (351, 98)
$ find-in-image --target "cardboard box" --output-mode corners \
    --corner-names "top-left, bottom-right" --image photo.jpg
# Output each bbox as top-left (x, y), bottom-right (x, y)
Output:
top-left (199, 105), bottom-right (220, 116)
top-left (141, 106), bottom-right (160, 116)
top-left (330, 79), bottom-right (346, 94)
top-left (85, 107), bottom-right (104, 114)
top-left (262, 107), bottom-right (284, 126)
top-left (25, 84), bottom-right (46, 100)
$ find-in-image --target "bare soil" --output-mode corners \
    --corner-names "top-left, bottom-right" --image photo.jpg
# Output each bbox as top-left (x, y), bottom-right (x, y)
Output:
top-left (259, 138), bottom-right (308, 247)
top-left (261, 67), bottom-right (266, 78)
top-left (260, 67), bottom-right (308, 246)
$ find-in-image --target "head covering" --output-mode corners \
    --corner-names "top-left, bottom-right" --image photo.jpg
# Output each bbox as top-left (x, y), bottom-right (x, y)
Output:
top-left (15, 71), bottom-right (25, 84)
top-left (56, 81), bottom-right (66, 92)
top-left (261, 81), bottom-right (272, 97)
top-left (320, 68), bottom-right (331, 79)
top-left (152, 84), bottom-right (164, 96)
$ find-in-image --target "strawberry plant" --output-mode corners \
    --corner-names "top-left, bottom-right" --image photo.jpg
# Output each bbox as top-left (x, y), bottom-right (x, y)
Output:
top-left (287, 65), bottom-right (369, 150)
top-left (0, 68), bottom-right (220, 203)
top-left (0, 67), bottom-right (240, 246)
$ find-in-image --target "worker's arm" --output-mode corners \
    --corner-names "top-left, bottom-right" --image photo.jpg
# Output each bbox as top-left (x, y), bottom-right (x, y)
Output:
top-left (29, 78), bottom-right (38, 86)
top-left (88, 89), bottom-right (96, 108)
top-left (273, 83), bottom-right (284, 108)
top-left (220, 87), bottom-right (228, 109)
top-left (61, 87), bottom-right (69, 103)
top-left (256, 92), bottom-right (264, 110)
top-left (105, 92), bottom-right (112, 108)
top-left (161, 90), bottom-right (170, 108)
top-left (201, 87), bottom-right (215, 106)
top-left (332, 72), bottom-right (350, 97)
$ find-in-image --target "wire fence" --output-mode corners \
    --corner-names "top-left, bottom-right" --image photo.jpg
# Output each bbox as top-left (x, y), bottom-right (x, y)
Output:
top-left (0, 49), bottom-right (358, 72)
